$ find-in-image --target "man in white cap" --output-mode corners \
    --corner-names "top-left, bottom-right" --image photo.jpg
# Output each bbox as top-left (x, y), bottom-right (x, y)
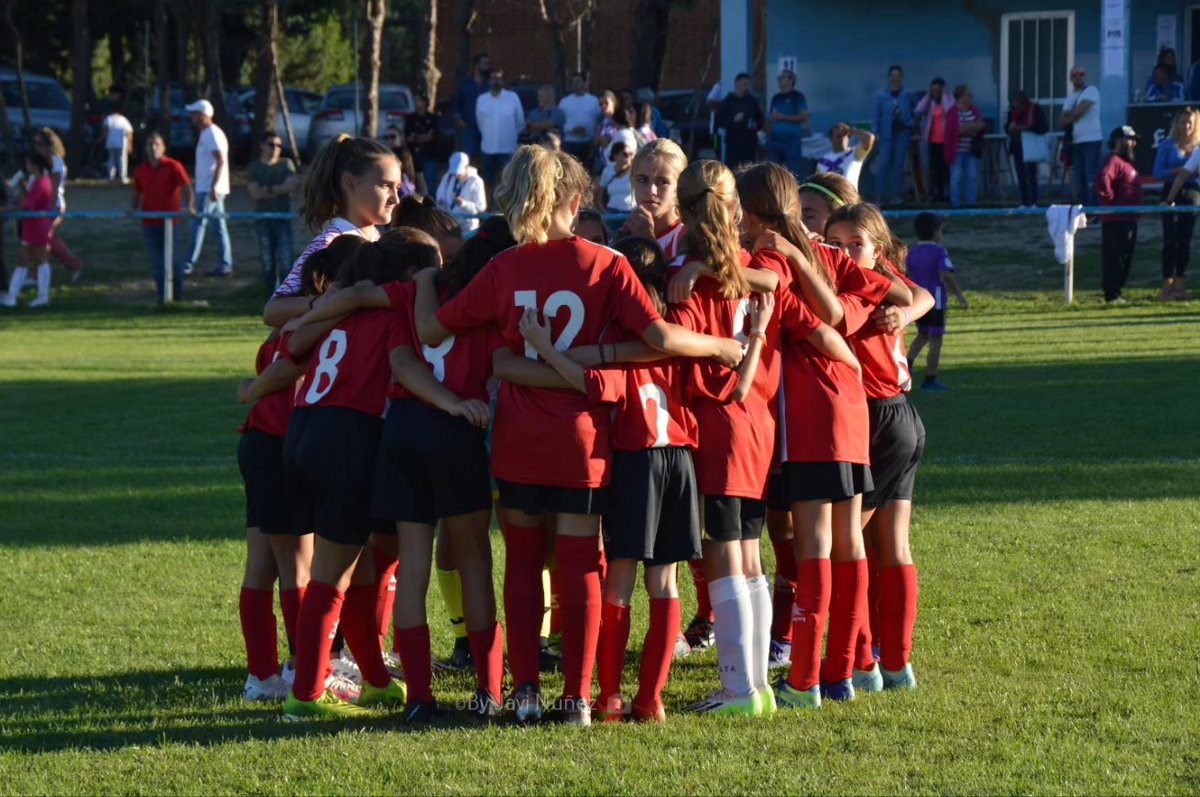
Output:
top-left (434, 151), bottom-right (486, 232)
top-left (183, 98), bottom-right (232, 277)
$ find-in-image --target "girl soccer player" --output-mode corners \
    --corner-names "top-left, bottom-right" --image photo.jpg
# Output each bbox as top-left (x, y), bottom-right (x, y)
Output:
top-left (797, 171), bottom-right (859, 242)
top-left (824, 204), bottom-right (934, 692)
top-left (263, 135), bottom-right (401, 328)
top-left (617, 139), bottom-right (689, 261)
top-left (1, 153), bottom-right (55, 308)
top-left (414, 145), bottom-right (744, 726)
top-left (33, 128), bottom-right (85, 281)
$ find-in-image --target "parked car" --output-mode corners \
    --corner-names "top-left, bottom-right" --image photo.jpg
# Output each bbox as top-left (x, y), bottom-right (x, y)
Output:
top-left (145, 86), bottom-right (252, 163)
top-left (656, 88), bottom-right (717, 160)
top-left (238, 87), bottom-right (322, 159)
top-left (0, 68), bottom-right (71, 152)
top-left (308, 83), bottom-right (414, 157)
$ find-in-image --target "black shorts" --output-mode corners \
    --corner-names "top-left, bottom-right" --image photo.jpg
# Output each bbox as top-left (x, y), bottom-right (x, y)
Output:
top-left (766, 472), bottom-right (790, 512)
top-left (498, 479), bottom-right (608, 516)
top-left (283, 406), bottom-right (386, 545)
top-left (862, 396), bottom-right (925, 509)
top-left (237, 429), bottom-right (293, 535)
top-left (604, 448), bottom-right (701, 564)
top-left (371, 399), bottom-right (493, 525)
top-left (916, 308), bottom-right (946, 337)
top-left (702, 495), bottom-right (766, 542)
top-left (779, 461), bottom-right (873, 504)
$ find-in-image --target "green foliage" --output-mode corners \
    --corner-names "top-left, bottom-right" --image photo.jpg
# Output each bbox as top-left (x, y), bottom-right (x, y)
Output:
top-left (276, 10), bottom-right (356, 92)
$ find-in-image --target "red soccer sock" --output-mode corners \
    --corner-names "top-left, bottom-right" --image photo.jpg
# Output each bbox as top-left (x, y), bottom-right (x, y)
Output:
top-left (467, 621), bottom-right (505, 700)
top-left (279, 585), bottom-right (305, 655)
top-left (394, 624), bottom-right (433, 702)
top-left (292, 581), bottom-right (343, 702)
top-left (597, 545), bottom-right (608, 588)
top-left (239, 587), bottom-right (279, 680)
top-left (821, 560), bottom-right (869, 685)
top-left (855, 547), bottom-right (881, 670)
top-left (770, 534), bottom-right (797, 642)
top-left (341, 584), bottom-right (392, 688)
top-left (555, 534), bottom-right (602, 702)
top-left (372, 544), bottom-right (399, 648)
top-left (501, 521), bottom-right (549, 688)
top-left (787, 558), bottom-right (831, 692)
top-left (689, 559), bottom-right (714, 623)
top-left (879, 564), bottom-right (919, 672)
top-left (633, 597), bottom-right (680, 712)
top-left (597, 602), bottom-right (631, 703)
top-left (548, 568), bottom-right (562, 638)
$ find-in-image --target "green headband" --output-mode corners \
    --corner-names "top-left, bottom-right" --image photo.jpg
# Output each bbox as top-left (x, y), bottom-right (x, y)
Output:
top-left (799, 182), bottom-right (846, 208)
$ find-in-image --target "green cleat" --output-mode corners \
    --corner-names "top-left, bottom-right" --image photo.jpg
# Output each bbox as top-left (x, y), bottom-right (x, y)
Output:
top-left (882, 663), bottom-right (918, 691)
top-left (759, 683), bottom-right (778, 715)
top-left (357, 678), bottom-right (408, 709)
top-left (852, 663), bottom-right (884, 694)
top-left (772, 678), bottom-right (822, 710)
top-left (283, 689), bottom-right (369, 721)
top-left (683, 688), bottom-right (763, 717)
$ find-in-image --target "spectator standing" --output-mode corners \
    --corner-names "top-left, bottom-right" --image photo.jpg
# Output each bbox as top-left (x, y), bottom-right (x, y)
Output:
top-left (1160, 108), bottom-right (1200, 300)
top-left (1005, 90), bottom-right (1048, 208)
top-left (915, 77), bottom-right (953, 203)
top-left (558, 73), bottom-right (602, 165)
top-left (405, 91), bottom-right (443, 194)
top-left (1095, 126), bottom-right (1143, 304)
top-left (635, 87), bottom-right (670, 139)
top-left (103, 108), bottom-right (134, 183)
top-left (816, 122), bottom-right (875, 190)
top-left (131, 132), bottom-right (195, 303)
top-left (716, 72), bottom-right (762, 167)
top-left (764, 69), bottom-right (809, 177)
top-left (524, 84), bottom-right (566, 145)
top-left (454, 54), bottom-right (491, 159)
top-left (944, 85), bottom-right (985, 209)
top-left (435, 151), bottom-right (487, 232)
top-left (183, 99), bottom-right (232, 277)
top-left (1145, 62), bottom-right (1185, 102)
top-left (1060, 66), bottom-right (1102, 206)
top-left (872, 65), bottom-right (915, 205)
top-left (596, 140), bottom-right (635, 212)
top-left (33, 128), bottom-right (85, 283)
top-left (475, 68), bottom-right (525, 194)
top-left (246, 131), bottom-right (299, 296)
top-left (634, 103), bottom-right (658, 144)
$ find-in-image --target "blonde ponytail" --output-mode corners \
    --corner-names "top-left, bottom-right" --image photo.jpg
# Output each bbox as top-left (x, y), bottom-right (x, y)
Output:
top-left (678, 160), bottom-right (747, 300)
top-left (494, 145), bottom-right (591, 245)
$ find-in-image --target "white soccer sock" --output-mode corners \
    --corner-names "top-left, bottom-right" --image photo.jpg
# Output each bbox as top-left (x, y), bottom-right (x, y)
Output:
top-left (33, 263), bottom-right (51, 305)
top-left (708, 575), bottom-right (754, 699)
top-left (4, 266), bottom-right (28, 305)
top-left (745, 575), bottom-right (772, 691)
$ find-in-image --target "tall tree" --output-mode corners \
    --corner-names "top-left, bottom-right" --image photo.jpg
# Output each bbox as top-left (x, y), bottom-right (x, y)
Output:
top-left (253, 0), bottom-right (281, 141)
top-left (630, 0), bottom-right (672, 91)
top-left (68, 0), bottom-right (92, 172)
top-left (3, 2), bottom-right (33, 136)
top-left (416, 0), bottom-right (439, 104)
top-left (538, 0), bottom-right (596, 96)
top-left (361, 0), bottom-right (385, 137)
top-left (455, 0), bottom-right (480, 80)
top-left (202, 0), bottom-right (228, 129)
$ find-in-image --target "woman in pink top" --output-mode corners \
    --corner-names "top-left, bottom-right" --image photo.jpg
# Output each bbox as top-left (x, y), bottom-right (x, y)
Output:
top-left (2, 152), bottom-right (55, 308)
top-left (915, 78), bottom-right (953, 202)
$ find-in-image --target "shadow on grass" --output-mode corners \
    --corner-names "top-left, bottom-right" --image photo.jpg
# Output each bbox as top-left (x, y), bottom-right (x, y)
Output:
top-left (0, 667), bottom-right (488, 753)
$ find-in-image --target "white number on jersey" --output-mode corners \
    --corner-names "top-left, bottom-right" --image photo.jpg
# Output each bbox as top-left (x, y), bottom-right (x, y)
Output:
top-left (514, 289), bottom-right (586, 360)
top-left (893, 335), bottom-right (912, 392)
top-left (637, 383), bottom-right (671, 448)
top-left (731, 297), bottom-right (752, 348)
top-left (421, 335), bottom-right (456, 383)
top-left (304, 329), bottom-right (348, 404)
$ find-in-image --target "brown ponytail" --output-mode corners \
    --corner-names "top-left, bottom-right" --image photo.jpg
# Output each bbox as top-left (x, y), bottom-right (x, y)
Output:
top-left (677, 160), bottom-right (747, 300)
top-left (735, 162), bottom-right (834, 289)
top-left (302, 134), bottom-right (396, 230)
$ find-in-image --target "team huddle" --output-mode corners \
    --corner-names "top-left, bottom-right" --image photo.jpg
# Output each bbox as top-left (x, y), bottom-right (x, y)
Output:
top-left (234, 132), bottom-right (934, 727)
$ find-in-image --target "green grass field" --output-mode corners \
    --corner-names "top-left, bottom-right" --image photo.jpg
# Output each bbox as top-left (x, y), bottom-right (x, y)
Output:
top-left (1, 186), bottom-right (1199, 794)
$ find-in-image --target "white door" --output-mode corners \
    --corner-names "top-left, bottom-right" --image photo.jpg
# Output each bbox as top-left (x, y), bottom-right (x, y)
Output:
top-left (1000, 11), bottom-right (1076, 126)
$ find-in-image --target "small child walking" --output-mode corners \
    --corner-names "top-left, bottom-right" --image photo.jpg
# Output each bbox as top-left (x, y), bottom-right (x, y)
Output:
top-left (905, 213), bottom-right (968, 391)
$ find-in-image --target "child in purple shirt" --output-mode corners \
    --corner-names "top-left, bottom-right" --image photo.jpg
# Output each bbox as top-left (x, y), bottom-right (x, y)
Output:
top-left (906, 213), bottom-right (968, 391)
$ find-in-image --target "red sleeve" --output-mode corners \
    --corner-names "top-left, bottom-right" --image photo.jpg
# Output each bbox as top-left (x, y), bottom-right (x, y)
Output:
top-left (436, 260), bottom-right (499, 333)
top-left (610, 255), bottom-right (663, 336)
top-left (487, 325), bottom-right (507, 354)
top-left (583, 367), bottom-right (625, 406)
top-left (689, 361), bottom-right (739, 404)
top-left (834, 258), bottom-right (890, 337)
top-left (666, 295), bottom-right (705, 333)
top-left (749, 249), bottom-right (792, 291)
top-left (778, 288), bottom-right (822, 340)
top-left (382, 280), bottom-right (408, 309)
top-left (133, 166), bottom-right (146, 194)
top-left (1095, 158), bottom-right (1115, 204)
top-left (172, 160), bottom-right (190, 187)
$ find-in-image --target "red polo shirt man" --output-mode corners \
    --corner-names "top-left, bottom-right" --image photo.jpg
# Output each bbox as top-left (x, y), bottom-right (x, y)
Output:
top-left (132, 132), bottom-right (195, 302)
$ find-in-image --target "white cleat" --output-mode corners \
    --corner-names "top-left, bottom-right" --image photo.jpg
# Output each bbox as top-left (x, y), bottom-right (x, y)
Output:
top-left (243, 673), bottom-right (290, 701)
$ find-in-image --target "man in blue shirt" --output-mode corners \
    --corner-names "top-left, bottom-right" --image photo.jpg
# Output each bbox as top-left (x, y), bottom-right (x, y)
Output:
top-left (765, 69), bottom-right (809, 178)
top-left (454, 53), bottom-right (490, 159)
top-left (873, 65), bottom-right (915, 206)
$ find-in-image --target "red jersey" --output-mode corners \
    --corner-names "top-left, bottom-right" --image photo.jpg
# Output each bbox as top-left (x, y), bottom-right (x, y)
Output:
top-left (386, 281), bottom-right (503, 404)
top-left (812, 243), bottom-right (890, 337)
top-left (436, 237), bottom-right (662, 488)
top-left (294, 298), bottom-right (405, 417)
top-left (669, 249), bottom-right (789, 499)
top-left (240, 332), bottom-right (297, 438)
top-left (851, 264), bottom-right (917, 400)
top-left (658, 221), bottom-right (686, 263)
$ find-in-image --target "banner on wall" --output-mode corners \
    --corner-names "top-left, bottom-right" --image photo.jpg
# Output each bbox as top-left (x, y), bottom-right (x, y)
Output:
top-left (1157, 14), bottom-right (1177, 54)
top-left (1103, 0), bottom-right (1127, 77)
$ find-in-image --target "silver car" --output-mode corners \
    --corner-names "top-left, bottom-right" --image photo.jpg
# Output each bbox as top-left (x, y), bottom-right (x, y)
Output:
top-left (308, 83), bottom-right (414, 157)
top-left (1, 68), bottom-right (71, 148)
top-left (238, 87), bottom-right (323, 158)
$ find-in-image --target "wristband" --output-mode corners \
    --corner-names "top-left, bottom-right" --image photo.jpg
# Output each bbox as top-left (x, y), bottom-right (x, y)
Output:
top-left (748, 329), bottom-right (767, 342)
top-left (598, 342), bottom-right (606, 365)
top-left (901, 308), bottom-right (911, 326)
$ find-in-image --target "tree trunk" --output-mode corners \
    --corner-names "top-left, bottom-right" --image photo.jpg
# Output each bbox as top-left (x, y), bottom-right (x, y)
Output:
top-left (417, 0), bottom-right (440, 105)
top-left (0, 56), bottom-right (15, 171)
top-left (109, 23), bottom-right (126, 89)
top-left (361, 0), bottom-right (386, 138)
top-left (578, 1), bottom-right (596, 80)
top-left (630, 0), bottom-right (672, 92)
top-left (202, 0), bottom-right (228, 130)
top-left (4, 3), bottom-right (33, 137)
top-left (68, 0), bottom-right (92, 173)
top-left (155, 0), bottom-right (172, 137)
top-left (455, 0), bottom-right (480, 80)
top-left (253, 0), bottom-right (280, 142)
top-left (270, 22), bottom-right (299, 163)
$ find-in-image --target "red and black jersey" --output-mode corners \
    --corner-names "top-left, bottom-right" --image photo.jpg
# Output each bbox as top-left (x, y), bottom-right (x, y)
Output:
top-left (294, 300), bottom-right (405, 418)
top-left (387, 281), bottom-right (503, 404)
top-left (240, 332), bottom-right (298, 438)
top-left (436, 237), bottom-right (662, 488)
top-left (851, 262), bottom-right (916, 400)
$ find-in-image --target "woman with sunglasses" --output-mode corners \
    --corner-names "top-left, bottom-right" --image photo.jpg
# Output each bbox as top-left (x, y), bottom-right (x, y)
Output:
top-left (247, 132), bottom-right (300, 296)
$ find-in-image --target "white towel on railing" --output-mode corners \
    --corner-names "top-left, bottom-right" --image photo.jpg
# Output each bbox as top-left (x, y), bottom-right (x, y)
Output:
top-left (1046, 204), bottom-right (1087, 264)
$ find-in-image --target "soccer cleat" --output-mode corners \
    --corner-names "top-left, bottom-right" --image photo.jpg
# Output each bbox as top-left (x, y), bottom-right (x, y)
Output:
top-left (434, 636), bottom-right (473, 672)
top-left (820, 678), bottom-right (856, 702)
top-left (597, 693), bottom-right (630, 724)
top-left (511, 682), bottom-right (543, 725)
top-left (403, 699), bottom-right (439, 725)
top-left (538, 639), bottom-right (562, 673)
top-left (330, 651), bottom-right (362, 684)
top-left (882, 663), bottom-right (918, 691)
top-left (280, 661), bottom-right (296, 688)
top-left (853, 663), bottom-right (884, 694)
top-left (243, 673), bottom-right (289, 701)
top-left (383, 651), bottom-right (405, 680)
top-left (772, 679), bottom-right (821, 710)
top-left (920, 378), bottom-right (951, 392)
top-left (758, 683), bottom-right (778, 716)
top-left (283, 689), bottom-right (369, 720)
top-left (683, 688), bottom-right (762, 717)
top-left (470, 689), bottom-right (503, 721)
top-left (683, 616), bottom-right (715, 651)
top-left (356, 678), bottom-right (408, 709)
top-left (325, 672), bottom-right (361, 702)
top-left (631, 698), bottom-right (667, 724)
top-left (556, 696), bottom-right (592, 727)
top-left (768, 639), bottom-right (792, 669)
top-left (29, 297), bottom-right (48, 308)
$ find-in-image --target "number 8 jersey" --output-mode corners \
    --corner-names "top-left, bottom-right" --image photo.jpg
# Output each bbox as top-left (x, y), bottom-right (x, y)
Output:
top-left (435, 237), bottom-right (663, 489)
